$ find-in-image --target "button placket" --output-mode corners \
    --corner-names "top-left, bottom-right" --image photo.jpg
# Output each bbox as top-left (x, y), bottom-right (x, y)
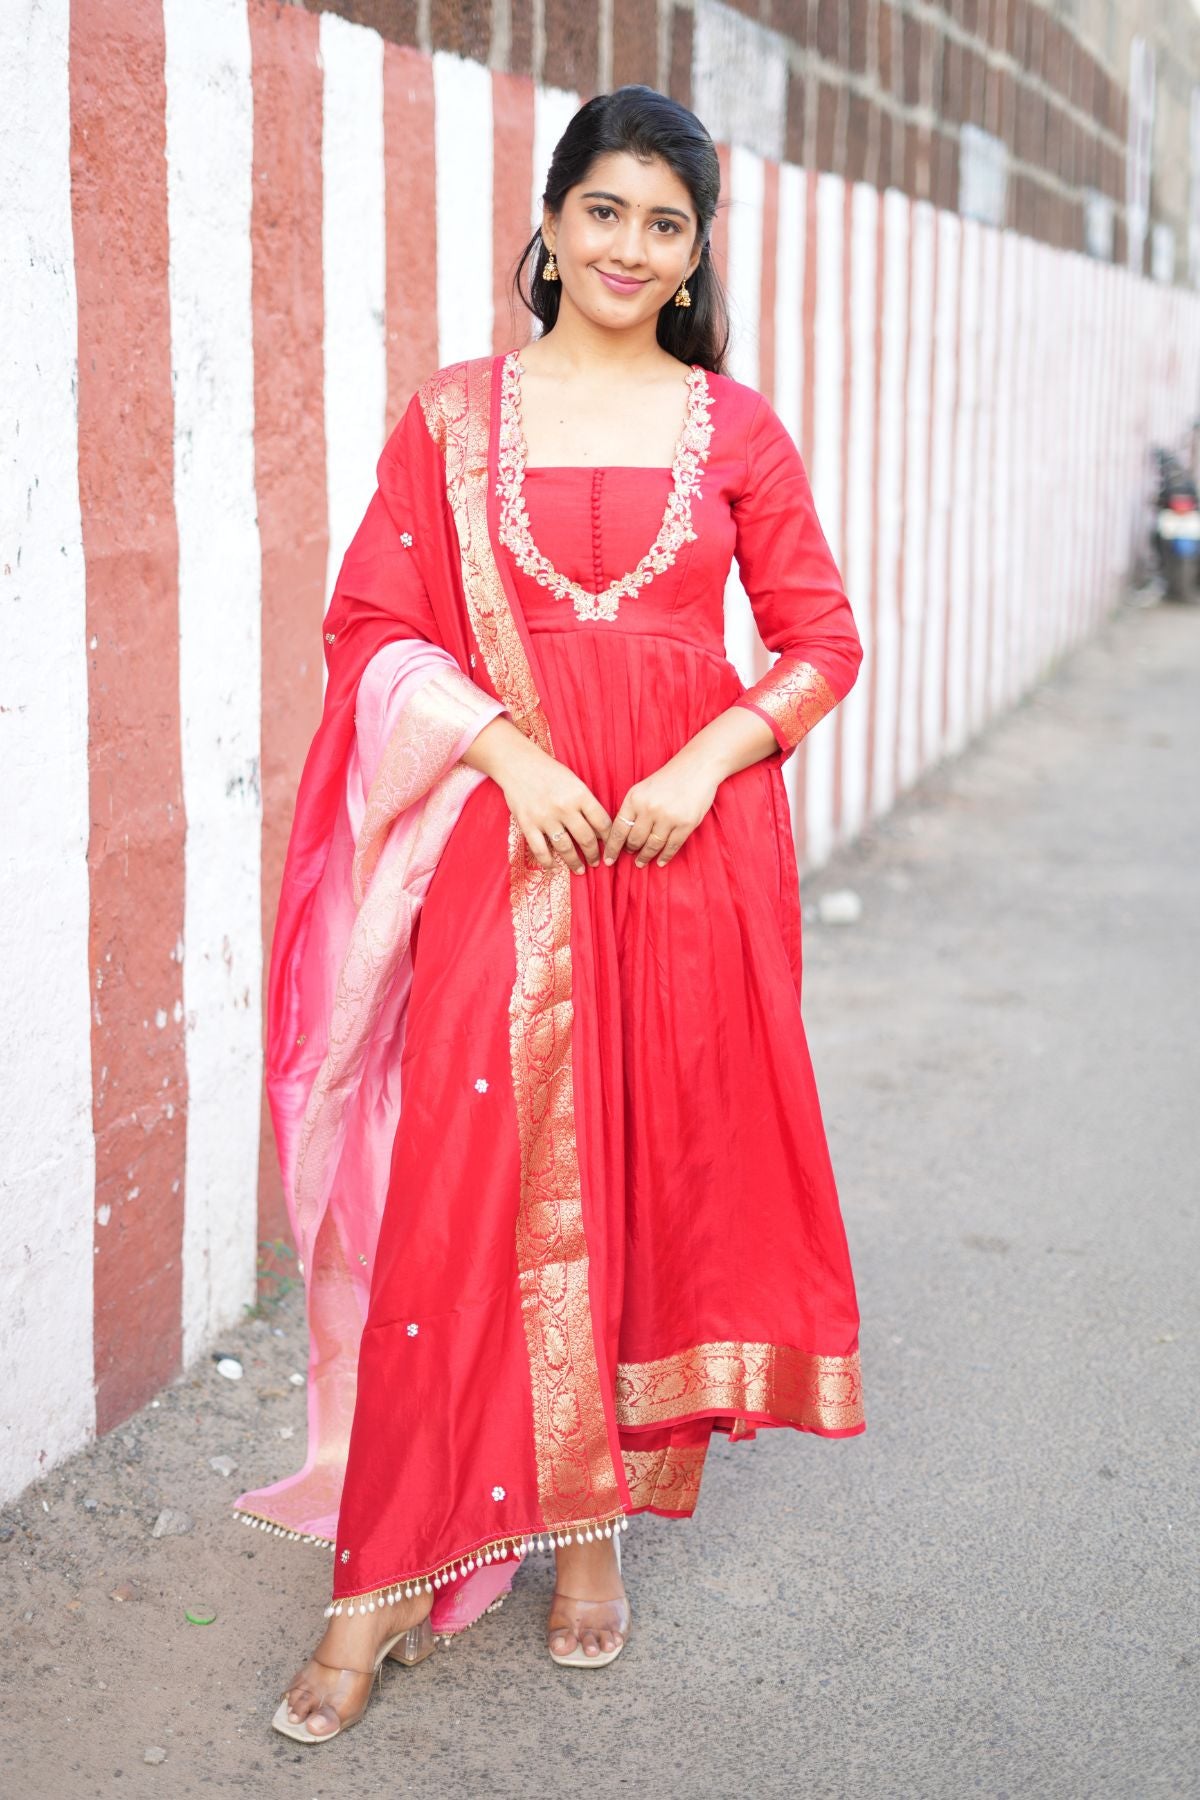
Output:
top-left (590, 468), bottom-right (606, 594)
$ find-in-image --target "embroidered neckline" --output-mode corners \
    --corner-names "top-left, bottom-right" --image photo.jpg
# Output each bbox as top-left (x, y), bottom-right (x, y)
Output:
top-left (496, 348), bottom-right (714, 624)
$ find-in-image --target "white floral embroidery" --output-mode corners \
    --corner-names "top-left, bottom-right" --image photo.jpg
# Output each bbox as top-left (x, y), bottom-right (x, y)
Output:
top-left (400, 531), bottom-right (413, 547)
top-left (340, 1548), bottom-right (350, 1563)
top-left (496, 349), bottom-right (714, 624)
top-left (406, 1322), bottom-right (419, 1337)
top-left (474, 1077), bottom-right (489, 1092)
top-left (491, 1485), bottom-right (506, 1501)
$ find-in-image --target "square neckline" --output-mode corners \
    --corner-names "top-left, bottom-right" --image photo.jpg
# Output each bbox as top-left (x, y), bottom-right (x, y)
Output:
top-left (505, 347), bottom-right (702, 474)
top-left (496, 348), bottom-right (715, 624)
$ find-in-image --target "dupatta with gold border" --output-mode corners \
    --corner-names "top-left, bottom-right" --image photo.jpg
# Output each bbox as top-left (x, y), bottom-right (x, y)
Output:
top-left (235, 353), bottom-right (626, 1556)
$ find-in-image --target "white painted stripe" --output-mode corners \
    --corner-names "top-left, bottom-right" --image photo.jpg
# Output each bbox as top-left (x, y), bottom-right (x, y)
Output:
top-left (726, 145), bottom-right (764, 389)
top-left (871, 188), bottom-right (908, 820)
top-left (921, 208), bottom-right (959, 769)
top-left (164, 0), bottom-right (263, 1364)
top-left (944, 216), bottom-right (978, 755)
top-left (774, 163), bottom-right (805, 448)
top-left (1008, 234), bottom-right (1034, 711)
top-left (0, 0), bottom-right (95, 1503)
top-left (433, 52), bottom-right (493, 364)
top-left (774, 163), bottom-right (807, 822)
top-left (969, 221), bottom-right (998, 736)
top-left (531, 84), bottom-right (579, 229)
top-left (897, 199), bottom-right (934, 793)
top-left (724, 147), bottom-right (765, 689)
top-left (322, 15), bottom-right (387, 611)
top-left (804, 172), bottom-right (844, 869)
top-left (838, 179), bottom-right (877, 842)
top-left (988, 224), bottom-right (1016, 721)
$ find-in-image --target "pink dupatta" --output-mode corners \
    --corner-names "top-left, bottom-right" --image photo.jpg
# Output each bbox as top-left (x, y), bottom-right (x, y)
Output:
top-left (234, 385), bottom-right (509, 1550)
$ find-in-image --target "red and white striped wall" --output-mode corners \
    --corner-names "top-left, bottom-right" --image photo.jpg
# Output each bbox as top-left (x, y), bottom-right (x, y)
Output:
top-left (4, 0), bottom-right (1199, 1502)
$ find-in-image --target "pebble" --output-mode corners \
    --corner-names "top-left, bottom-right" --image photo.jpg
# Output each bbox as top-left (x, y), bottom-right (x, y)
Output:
top-left (816, 887), bottom-right (863, 926)
top-left (214, 1356), bottom-right (244, 1381)
top-left (209, 1456), bottom-right (238, 1478)
top-left (151, 1509), bottom-right (193, 1538)
top-left (278, 1426), bottom-right (295, 1440)
top-left (110, 1581), bottom-right (138, 1603)
top-left (144, 1747), bottom-right (167, 1766)
top-left (288, 1372), bottom-right (305, 1386)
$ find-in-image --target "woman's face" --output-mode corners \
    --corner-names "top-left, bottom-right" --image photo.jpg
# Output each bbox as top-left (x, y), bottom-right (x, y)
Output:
top-left (543, 150), bottom-right (704, 332)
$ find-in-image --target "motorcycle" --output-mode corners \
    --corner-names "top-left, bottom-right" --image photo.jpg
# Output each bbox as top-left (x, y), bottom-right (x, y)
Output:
top-left (1149, 444), bottom-right (1200, 600)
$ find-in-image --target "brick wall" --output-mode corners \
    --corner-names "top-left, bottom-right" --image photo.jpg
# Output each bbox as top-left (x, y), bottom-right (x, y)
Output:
top-left (291, 0), bottom-right (1200, 276)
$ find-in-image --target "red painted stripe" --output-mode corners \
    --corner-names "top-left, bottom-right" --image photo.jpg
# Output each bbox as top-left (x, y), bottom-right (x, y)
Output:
top-left (711, 141), bottom-right (732, 302)
top-left (492, 72), bottom-right (535, 355)
top-left (758, 158), bottom-right (779, 406)
top-left (913, 213), bottom-right (939, 773)
top-left (791, 167), bottom-right (821, 869)
top-left (862, 193), bottom-right (886, 821)
top-left (800, 170), bottom-right (818, 471)
top-left (249, 0), bottom-right (329, 1251)
top-left (384, 45), bottom-right (437, 428)
top-left (70, 0), bottom-right (187, 1432)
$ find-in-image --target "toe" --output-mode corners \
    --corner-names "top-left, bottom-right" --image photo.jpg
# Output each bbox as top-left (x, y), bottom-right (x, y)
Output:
top-left (579, 1628), bottom-right (602, 1658)
top-left (303, 1704), bottom-right (341, 1739)
top-left (549, 1627), bottom-right (578, 1656)
top-left (285, 1684), bottom-right (313, 1724)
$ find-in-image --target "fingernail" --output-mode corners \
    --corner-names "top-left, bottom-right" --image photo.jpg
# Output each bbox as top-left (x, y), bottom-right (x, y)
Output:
top-left (604, 855), bottom-right (615, 865)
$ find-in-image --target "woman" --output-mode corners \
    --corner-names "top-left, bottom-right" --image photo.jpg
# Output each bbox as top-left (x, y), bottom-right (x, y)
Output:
top-left (236, 83), bottom-right (865, 1742)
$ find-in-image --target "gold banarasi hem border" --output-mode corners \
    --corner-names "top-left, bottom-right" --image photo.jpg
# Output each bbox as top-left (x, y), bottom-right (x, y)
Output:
top-left (418, 357), bottom-right (620, 1527)
top-left (737, 660), bottom-right (838, 751)
top-left (615, 1342), bottom-right (864, 1435)
top-left (622, 1444), bottom-right (707, 1514)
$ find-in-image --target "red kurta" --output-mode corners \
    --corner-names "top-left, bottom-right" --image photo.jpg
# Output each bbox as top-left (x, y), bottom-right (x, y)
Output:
top-left (326, 353), bottom-right (866, 1609)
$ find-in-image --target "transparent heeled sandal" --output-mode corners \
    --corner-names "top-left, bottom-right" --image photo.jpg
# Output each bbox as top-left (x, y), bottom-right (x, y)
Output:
top-left (272, 1614), bottom-right (435, 1744)
top-left (546, 1530), bottom-right (630, 1669)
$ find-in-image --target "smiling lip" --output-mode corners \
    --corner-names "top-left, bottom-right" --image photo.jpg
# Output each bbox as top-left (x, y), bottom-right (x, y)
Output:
top-left (596, 269), bottom-right (649, 294)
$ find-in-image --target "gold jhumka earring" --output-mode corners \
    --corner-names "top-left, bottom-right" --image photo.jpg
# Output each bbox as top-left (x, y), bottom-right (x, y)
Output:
top-left (674, 279), bottom-right (692, 308)
top-left (542, 248), bottom-right (559, 281)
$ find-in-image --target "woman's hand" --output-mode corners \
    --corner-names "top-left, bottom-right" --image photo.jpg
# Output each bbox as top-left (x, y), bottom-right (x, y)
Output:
top-left (502, 747), bottom-right (613, 873)
top-left (601, 746), bottom-right (722, 869)
top-left (464, 718), bottom-right (610, 873)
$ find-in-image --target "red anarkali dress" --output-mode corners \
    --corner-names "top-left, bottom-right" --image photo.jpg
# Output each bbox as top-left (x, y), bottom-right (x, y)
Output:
top-left (236, 350), bottom-right (865, 1620)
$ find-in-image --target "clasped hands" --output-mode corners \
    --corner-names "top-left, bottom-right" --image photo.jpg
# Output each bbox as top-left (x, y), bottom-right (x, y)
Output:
top-left (500, 739), bottom-right (722, 873)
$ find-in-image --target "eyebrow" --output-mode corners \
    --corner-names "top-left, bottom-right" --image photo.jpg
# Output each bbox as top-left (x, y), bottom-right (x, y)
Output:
top-left (580, 189), bottom-right (692, 222)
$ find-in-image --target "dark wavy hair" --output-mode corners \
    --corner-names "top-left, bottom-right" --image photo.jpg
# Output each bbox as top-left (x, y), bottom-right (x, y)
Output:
top-left (511, 85), bottom-right (730, 375)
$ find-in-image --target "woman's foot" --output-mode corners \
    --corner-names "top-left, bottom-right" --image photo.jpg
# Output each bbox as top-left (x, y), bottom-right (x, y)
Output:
top-left (547, 1535), bottom-right (630, 1663)
top-left (279, 1588), bottom-right (435, 1740)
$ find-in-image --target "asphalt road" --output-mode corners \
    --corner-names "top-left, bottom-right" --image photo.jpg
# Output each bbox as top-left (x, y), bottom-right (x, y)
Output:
top-left (3, 595), bottom-right (1197, 1799)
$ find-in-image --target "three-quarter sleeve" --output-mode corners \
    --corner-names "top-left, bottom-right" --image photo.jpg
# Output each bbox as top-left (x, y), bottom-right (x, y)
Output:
top-left (730, 395), bottom-right (863, 762)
